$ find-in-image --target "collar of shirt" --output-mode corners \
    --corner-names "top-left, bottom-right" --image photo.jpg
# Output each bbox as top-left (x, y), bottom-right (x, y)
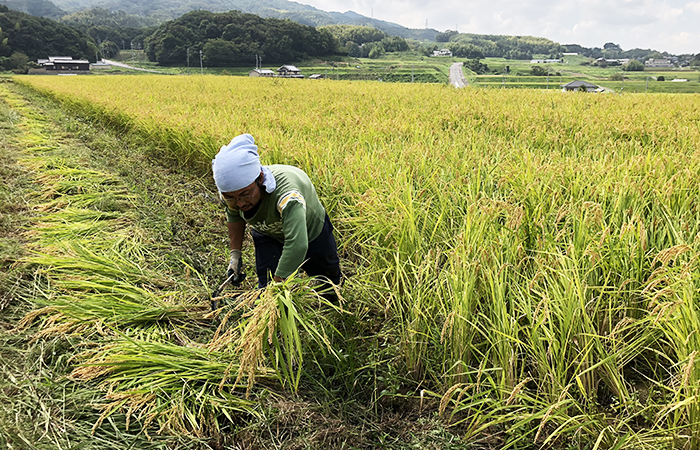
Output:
top-left (261, 166), bottom-right (276, 193)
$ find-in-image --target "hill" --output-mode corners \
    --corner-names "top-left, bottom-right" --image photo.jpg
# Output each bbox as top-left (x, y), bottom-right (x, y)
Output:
top-left (0, 5), bottom-right (97, 63)
top-left (0, 0), bottom-right (65, 19)
top-left (144, 9), bottom-right (337, 66)
top-left (46, 0), bottom-right (439, 40)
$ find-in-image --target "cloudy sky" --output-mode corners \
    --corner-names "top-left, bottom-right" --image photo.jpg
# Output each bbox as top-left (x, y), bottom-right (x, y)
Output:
top-left (299, 0), bottom-right (699, 55)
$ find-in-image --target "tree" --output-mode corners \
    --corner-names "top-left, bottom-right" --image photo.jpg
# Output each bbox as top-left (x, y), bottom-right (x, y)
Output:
top-left (145, 10), bottom-right (338, 65)
top-left (100, 40), bottom-right (120, 59)
top-left (622, 60), bottom-right (644, 71)
top-left (463, 59), bottom-right (488, 74)
top-left (435, 30), bottom-right (458, 42)
top-left (368, 43), bottom-right (385, 59)
top-left (603, 42), bottom-right (622, 52)
top-left (345, 41), bottom-right (360, 57)
top-left (657, 75), bottom-right (665, 81)
top-left (531, 66), bottom-right (550, 76)
top-left (0, 6), bottom-right (97, 61)
top-left (203, 39), bottom-right (239, 66)
top-left (1, 51), bottom-right (28, 72)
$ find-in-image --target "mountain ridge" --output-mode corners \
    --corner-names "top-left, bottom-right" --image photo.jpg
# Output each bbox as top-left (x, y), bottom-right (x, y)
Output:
top-left (41, 0), bottom-right (441, 40)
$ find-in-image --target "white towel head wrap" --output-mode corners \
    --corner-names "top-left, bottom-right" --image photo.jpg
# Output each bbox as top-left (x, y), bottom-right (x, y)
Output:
top-left (212, 134), bottom-right (262, 193)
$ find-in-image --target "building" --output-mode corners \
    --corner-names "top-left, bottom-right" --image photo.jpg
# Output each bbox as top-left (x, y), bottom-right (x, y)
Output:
top-left (277, 65), bottom-right (303, 78)
top-left (561, 80), bottom-right (598, 92)
top-left (248, 69), bottom-right (275, 77)
top-left (531, 59), bottom-right (563, 64)
top-left (645, 58), bottom-right (673, 68)
top-left (36, 56), bottom-right (90, 72)
top-left (594, 58), bottom-right (629, 66)
top-left (432, 49), bottom-right (453, 57)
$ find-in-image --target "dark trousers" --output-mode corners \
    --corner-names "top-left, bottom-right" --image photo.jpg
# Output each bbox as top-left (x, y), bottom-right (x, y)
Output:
top-left (251, 214), bottom-right (341, 289)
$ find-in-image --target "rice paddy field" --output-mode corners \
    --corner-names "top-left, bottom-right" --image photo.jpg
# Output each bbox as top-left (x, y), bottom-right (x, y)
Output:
top-left (2, 74), bottom-right (700, 449)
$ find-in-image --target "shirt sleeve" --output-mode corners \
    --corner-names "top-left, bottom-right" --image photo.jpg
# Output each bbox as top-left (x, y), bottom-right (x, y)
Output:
top-left (224, 205), bottom-right (244, 223)
top-left (275, 196), bottom-right (309, 279)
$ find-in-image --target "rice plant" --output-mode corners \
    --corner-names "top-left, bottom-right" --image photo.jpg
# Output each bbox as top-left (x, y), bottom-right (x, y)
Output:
top-left (12, 74), bottom-right (700, 446)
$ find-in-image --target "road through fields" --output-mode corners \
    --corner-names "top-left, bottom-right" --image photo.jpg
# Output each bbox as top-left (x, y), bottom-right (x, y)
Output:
top-left (449, 62), bottom-right (468, 88)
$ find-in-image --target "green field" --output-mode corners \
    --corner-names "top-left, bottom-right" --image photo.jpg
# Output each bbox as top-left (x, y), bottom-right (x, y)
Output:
top-left (2, 74), bottom-right (700, 449)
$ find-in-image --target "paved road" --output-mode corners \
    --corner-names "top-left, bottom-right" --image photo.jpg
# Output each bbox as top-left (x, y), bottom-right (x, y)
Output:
top-left (449, 62), bottom-right (468, 88)
top-left (102, 59), bottom-right (167, 74)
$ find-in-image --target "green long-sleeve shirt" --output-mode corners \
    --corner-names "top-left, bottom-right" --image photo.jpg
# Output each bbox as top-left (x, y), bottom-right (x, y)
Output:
top-left (223, 165), bottom-right (326, 279)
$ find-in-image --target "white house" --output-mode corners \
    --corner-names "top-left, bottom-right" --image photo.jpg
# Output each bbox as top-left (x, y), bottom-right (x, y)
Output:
top-left (645, 58), bottom-right (673, 68)
top-left (432, 49), bottom-right (453, 57)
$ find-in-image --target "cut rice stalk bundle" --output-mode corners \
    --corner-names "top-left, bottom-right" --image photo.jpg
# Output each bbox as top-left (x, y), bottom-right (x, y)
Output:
top-left (34, 167), bottom-right (121, 199)
top-left (36, 191), bottom-right (135, 212)
top-left (233, 276), bottom-right (342, 395)
top-left (71, 337), bottom-right (267, 438)
top-left (18, 284), bottom-right (205, 339)
top-left (28, 209), bottom-right (132, 244)
top-left (26, 242), bottom-right (170, 287)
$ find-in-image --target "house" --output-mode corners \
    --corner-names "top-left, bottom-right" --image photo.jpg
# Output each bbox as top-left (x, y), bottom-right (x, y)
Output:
top-left (531, 59), bottom-right (562, 64)
top-left (248, 69), bottom-right (275, 77)
top-left (561, 80), bottom-right (598, 92)
top-left (645, 58), bottom-right (673, 68)
top-left (36, 56), bottom-right (90, 72)
top-left (277, 65), bottom-right (303, 78)
top-left (594, 58), bottom-right (629, 66)
top-left (432, 49), bottom-right (453, 57)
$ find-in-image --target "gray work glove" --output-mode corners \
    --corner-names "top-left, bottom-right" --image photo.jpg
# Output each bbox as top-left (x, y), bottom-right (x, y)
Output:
top-left (227, 249), bottom-right (244, 286)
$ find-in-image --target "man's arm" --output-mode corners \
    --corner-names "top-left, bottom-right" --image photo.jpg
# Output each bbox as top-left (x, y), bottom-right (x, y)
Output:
top-left (227, 220), bottom-right (245, 250)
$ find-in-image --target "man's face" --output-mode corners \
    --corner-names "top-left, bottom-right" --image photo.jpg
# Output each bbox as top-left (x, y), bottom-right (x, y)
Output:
top-left (222, 177), bottom-right (263, 211)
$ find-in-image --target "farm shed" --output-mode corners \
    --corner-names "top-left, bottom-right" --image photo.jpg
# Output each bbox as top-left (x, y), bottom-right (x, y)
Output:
top-left (36, 56), bottom-right (90, 72)
top-left (249, 69), bottom-right (275, 77)
top-left (561, 80), bottom-right (598, 92)
top-left (277, 65), bottom-right (303, 78)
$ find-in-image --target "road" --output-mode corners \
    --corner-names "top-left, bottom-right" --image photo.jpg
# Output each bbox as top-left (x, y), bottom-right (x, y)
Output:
top-left (101, 59), bottom-right (167, 74)
top-left (449, 62), bottom-right (468, 88)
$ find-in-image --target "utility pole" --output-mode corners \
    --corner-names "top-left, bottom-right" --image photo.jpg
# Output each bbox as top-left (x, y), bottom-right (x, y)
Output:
top-left (412, 65), bottom-right (414, 83)
top-left (187, 48), bottom-right (190, 75)
top-left (546, 67), bottom-right (550, 90)
top-left (199, 50), bottom-right (203, 75)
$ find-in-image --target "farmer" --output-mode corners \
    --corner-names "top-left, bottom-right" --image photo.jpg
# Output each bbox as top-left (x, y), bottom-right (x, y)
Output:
top-left (212, 133), bottom-right (341, 296)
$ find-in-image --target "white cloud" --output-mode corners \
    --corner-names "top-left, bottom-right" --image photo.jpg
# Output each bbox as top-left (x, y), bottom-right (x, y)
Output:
top-left (299, 0), bottom-right (699, 54)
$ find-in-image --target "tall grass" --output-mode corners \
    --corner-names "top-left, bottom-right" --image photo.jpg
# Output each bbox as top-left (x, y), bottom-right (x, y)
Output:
top-left (14, 75), bottom-right (700, 446)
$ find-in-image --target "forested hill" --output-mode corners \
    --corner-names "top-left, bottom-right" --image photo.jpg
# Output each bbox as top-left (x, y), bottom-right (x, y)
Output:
top-left (46, 0), bottom-right (439, 41)
top-left (0, 5), bottom-right (96, 61)
top-left (144, 10), bottom-right (337, 66)
top-left (0, 0), bottom-right (64, 19)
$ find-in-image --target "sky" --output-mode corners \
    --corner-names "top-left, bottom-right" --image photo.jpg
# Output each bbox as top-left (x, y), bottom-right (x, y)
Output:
top-left (298, 0), bottom-right (699, 55)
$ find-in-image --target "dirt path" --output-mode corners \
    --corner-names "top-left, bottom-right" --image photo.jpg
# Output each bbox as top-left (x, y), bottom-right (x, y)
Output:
top-left (101, 58), bottom-right (167, 74)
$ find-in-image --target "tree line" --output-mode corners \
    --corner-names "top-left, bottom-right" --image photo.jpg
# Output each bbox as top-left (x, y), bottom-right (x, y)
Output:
top-left (144, 10), bottom-right (337, 66)
top-left (0, 5), bottom-right (96, 71)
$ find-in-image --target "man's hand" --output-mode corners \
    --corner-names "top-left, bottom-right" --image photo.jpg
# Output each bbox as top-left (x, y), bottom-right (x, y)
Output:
top-left (227, 249), bottom-right (244, 286)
